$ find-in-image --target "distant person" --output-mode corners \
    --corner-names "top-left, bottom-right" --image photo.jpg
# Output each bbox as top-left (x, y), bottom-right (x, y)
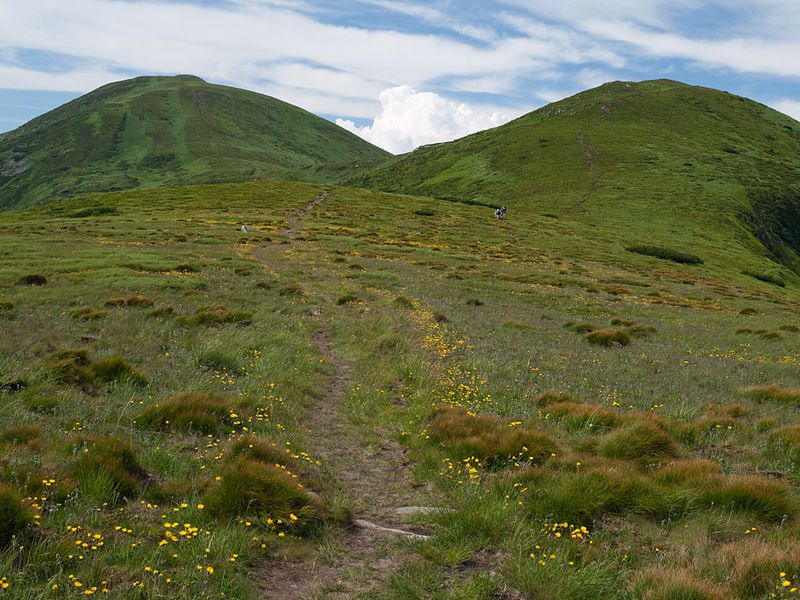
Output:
top-left (240, 224), bottom-right (248, 234)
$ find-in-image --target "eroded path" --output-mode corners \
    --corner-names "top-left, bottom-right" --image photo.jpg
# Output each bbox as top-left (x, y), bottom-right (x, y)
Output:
top-left (253, 188), bottom-right (435, 599)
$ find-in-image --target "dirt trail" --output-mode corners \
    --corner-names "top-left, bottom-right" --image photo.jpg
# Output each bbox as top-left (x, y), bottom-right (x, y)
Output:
top-left (564, 130), bottom-right (602, 214)
top-left (254, 189), bottom-right (434, 599)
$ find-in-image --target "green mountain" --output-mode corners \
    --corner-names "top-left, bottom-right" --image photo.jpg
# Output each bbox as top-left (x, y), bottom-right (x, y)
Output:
top-left (353, 79), bottom-right (800, 276)
top-left (0, 75), bottom-right (390, 210)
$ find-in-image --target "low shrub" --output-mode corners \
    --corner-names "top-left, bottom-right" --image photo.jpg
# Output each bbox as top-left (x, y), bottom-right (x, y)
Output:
top-left (586, 328), bottom-right (632, 347)
top-left (739, 384), bottom-right (800, 404)
top-left (0, 484), bottom-right (33, 546)
top-left (626, 245), bottom-right (703, 264)
top-left (204, 458), bottom-right (318, 521)
top-left (189, 306), bottom-right (252, 326)
top-left (137, 391), bottom-right (232, 433)
top-left (598, 420), bottom-right (677, 461)
top-left (427, 406), bottom-right (555, 467)
top-left (69, 436), bottom-right (148, 501)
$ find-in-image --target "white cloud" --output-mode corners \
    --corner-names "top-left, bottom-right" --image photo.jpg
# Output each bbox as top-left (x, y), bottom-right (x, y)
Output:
top-left (771, 99), bottom-right (800, 122)
top-left (335, 85), bottom-right (516, 154)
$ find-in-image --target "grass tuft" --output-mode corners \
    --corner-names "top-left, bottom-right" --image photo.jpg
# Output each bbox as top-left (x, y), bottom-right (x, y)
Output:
top-left (137, 391), bottom-right (232, 433)
top-left (106, 295), bottom-right (154, 307)
top-left (69, 435), bottom-right (148, 502)
top-left (631, 567), bottom-right (722, 600)
top-left (203, 458), bottom-right (318, 521)
top-left (0, 484), bottom-right (33, 546)
top-left (189, 306), bottom-right (253, 326)
top-left (428, 406), bottom-right (555, 467)
top-left (598, 420), bottom-right (678, 461)
top-left (739, 384), bottom-right (800, 404)
top-left (586, 328), bottom-right (632, 347)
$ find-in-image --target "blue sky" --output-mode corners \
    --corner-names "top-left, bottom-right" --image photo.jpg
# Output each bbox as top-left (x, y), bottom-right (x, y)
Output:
top-left (2, 0), bottom-right (800, 152)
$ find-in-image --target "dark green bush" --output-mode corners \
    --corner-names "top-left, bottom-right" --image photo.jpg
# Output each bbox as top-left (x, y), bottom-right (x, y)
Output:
top-left (18, 274), bottom-right (48, 286)
top-left (626, 245), bottom-right (703, 265)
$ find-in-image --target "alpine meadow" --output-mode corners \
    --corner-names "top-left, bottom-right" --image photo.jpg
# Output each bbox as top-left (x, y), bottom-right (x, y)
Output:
top-left (2, 51), bottom-right (800, 600)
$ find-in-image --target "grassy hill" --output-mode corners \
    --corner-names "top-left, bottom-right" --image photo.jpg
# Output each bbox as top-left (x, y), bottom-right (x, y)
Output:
top-left (2, 179), bottom-right (800, 598)
top-left (0, 75), bottom-right (390, 210)
top-left (352, 79), bottom-right (800, 279)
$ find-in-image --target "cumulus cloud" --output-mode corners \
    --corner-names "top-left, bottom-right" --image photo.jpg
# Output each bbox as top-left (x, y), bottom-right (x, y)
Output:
top-left (336, 86), bottom-right (514, 154)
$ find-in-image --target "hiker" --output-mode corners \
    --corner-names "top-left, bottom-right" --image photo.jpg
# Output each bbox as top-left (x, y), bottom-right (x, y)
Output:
top-left (240, 224), bottom-right (248, 234)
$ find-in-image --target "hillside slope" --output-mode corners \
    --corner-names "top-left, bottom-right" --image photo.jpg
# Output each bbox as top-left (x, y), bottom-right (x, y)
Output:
top-left (353, 79), bottom-right (800, 277)
top-left (0, 75), bottom-right (390, 209)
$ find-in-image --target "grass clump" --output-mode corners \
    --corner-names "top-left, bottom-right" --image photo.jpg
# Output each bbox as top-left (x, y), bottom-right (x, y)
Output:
top-left (46, 349), bottom-right (93, 387)
top-left (718, 540), bottom-right (800, 598)
top-left (336, 294), bottom-right (360, 305)
top-left (0, 484), bottom-right (33, 546)
top-left (564, 321), bottom-right (596, 333)
top-left (69, 307), bottom-right (107, 321)
top-left (105, 294), bottom-right (154, 307)
top-left (90, 357), bottom-right (147, 386)
top-left (0, 424), bottom-right (42, 446)
top-left (137, 391), bottom-right (232, 433)
top-left (626, 245), bottom-right (703, 264)
top-left (394, 295), bottom-right (415, 308)
top-left (69, 436), bottom-right (148, 502)
top-left (541, 401), bottom-right (622, 431)
top-left (204, 458), bottom-right (318, 522)
top-left (739, 384), bottom-right (800, 404)
top-left (779, 324), bottom-right (800, 332)
top-left (225, 435), bottom-right (290, 467)
top-left (189, 306), bottom-right (253, 326)
top-left (631, 567), bottom-right (722, 600)
top-left (427, 406), bottom-right (555, 467)
top-left (466, 298), bottom-right (484, 306)
top-left (598, 420), bottom-right (678, 461)
top-left (147, 305), bottom-right (174, 318)
top-left (586, 328), bottom-right (632, 346)
top-left (698, 476), bottom-right (794, 521)
top-left (196, 349), bottom-right (241, 373)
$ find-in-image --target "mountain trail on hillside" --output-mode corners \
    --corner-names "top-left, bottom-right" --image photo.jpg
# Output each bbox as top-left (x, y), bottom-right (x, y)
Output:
top-left (254, 188), bottom-right (434, 598)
